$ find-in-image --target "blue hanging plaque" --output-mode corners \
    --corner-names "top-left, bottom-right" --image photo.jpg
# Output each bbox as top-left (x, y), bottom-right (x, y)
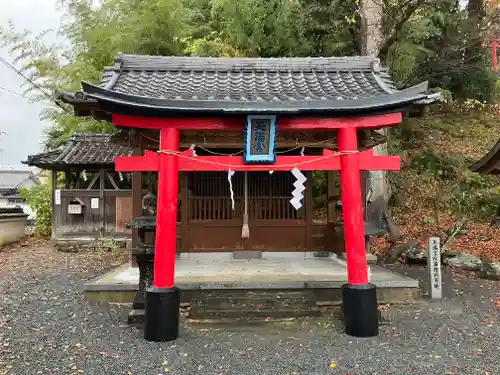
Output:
top-left (244, 115), bottom-right (277, 164)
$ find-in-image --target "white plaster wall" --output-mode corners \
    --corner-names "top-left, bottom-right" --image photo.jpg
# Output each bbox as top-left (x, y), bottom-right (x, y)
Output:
top-left (15, 203), bottom-right (34, 219)
top-left (0, 217), bottom-right (27, 246)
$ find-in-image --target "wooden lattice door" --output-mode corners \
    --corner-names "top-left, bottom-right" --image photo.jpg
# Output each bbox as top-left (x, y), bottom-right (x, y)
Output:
top-left (185, 171), bottom-right (307, 252)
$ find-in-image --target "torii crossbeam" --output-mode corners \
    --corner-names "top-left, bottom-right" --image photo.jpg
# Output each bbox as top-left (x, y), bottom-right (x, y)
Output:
top-left (115, 126), bottom-right (400, 291)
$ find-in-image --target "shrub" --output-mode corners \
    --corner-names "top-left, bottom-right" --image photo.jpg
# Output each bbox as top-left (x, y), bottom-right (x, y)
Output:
top-left (410, 150), bottom-right (459, 180)
top-left (20, 184), bottom-right (52, 237)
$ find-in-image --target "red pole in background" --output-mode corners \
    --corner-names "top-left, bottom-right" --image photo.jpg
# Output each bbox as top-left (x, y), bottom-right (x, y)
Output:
top-left (338, 127), bottom-right (368, 285)
top-left (492, 39), bottom-right (498, 73)
top-left (153, 127), bottom-right (180, 288)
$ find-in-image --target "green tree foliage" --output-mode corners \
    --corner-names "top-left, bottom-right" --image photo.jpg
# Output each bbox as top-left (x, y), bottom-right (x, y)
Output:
top-left (1, 0), bottom-right (499, 145)
top-left (385, 0), bottom-right (498, 101)
top-left (20, 184), bottom-right (52, 237)
top-left (1, 0), bottom-right (192, 148)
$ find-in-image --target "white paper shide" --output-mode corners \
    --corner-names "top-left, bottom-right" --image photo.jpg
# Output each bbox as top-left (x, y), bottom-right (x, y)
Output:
top-left (290, 167), bottom-right (307, 210)
top-left (91, 198), bottom-right (99, 209)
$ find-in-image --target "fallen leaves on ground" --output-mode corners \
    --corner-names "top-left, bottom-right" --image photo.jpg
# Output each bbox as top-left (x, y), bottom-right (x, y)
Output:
top-left (0, 239), bottom-right (129, 281)
top-left (372, 205), bottom-right (500, 262)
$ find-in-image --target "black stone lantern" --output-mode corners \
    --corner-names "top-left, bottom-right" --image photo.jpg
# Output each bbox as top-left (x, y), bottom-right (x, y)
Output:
top-left (127, 193), bottom-right (158, 325)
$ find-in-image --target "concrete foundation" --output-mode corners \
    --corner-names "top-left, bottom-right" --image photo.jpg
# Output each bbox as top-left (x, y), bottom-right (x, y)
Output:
top-left (85, 252), bottom-right (420, 311)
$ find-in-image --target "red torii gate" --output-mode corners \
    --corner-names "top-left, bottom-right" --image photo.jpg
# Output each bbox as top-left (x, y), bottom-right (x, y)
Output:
top-left (56, 53), bottom-right (436, 343)
top-left (114, 112), bottom-right (402, 339)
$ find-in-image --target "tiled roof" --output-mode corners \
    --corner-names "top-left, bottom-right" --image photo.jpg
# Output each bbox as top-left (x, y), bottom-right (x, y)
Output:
top-left (60, 54), bottom-right (435, 116)
top-left (24, 133), bottom-right (133, 169)
top-left (0, 207), bottom-right (28, 218)
top-left (0, 170), bottom-right (37, 191)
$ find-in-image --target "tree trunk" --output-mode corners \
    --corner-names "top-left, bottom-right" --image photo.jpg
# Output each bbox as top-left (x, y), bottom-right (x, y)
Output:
top-left (359, 0), bottom-right (390, 229)
top-left (359, 0), bottom-right (384, 56)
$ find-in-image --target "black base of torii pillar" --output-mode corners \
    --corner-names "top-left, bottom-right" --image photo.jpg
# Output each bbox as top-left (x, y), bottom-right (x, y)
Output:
top-left (144, 287), bottom-right (181, 342)
top-left (342, 284), bottom-right (378, 337)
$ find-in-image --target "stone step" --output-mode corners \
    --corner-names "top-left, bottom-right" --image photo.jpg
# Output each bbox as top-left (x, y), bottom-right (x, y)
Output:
top-left (190, 290), bottom-right (314, 297)
top-left (190, 290), bottom-right (317, 310)
top-left (188, 307), bottom-right (323, 319)
top-left (192, 294), bottom-right (315, 303)
top-left (189, 290), bottom-right (316, 301)
top-left (194, 301), bottom-right (315, 311)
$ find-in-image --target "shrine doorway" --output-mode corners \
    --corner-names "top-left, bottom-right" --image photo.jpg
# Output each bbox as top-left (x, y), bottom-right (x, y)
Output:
top-left (182, 171), bottom-right (309, 252)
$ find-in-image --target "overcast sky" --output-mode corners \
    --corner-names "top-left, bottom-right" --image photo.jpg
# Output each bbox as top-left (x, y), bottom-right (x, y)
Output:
top-left (0, 0), bottom-right (62, 168)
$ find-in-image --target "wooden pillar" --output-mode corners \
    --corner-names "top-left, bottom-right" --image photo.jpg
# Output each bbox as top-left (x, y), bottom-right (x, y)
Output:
top-left (305, 171), bottom-right (313, 250)
top-left (327, 171), bottom-right (336, 223)
top-left (181, 173), bottom-right (190, 252)
top-left (64, 170), bottom-right (70, 189)
top-left (99, 169), bottom-right (105, 237)
top-left (338, 126), bottom-right (378, 338)
top-left (154, 127), bottom-right (180, 288)
top-left (131, 134), bottom-right (143, 265)
top-left (360, 170), bottom-right (368, 219)
top-left (51, 170), bottom-right (57, 239)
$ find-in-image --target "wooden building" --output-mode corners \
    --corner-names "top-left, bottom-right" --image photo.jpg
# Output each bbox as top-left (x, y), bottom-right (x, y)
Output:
top-left (24, 133), bottom-right (134, 244)
top-left (55, 58), bottom-right (403, 256)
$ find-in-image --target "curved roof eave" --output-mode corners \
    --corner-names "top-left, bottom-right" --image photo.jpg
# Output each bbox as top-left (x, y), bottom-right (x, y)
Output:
top-left (470, 138), bottom-right (500, 174)
top-left (79, 81), bottom-right (429, 115)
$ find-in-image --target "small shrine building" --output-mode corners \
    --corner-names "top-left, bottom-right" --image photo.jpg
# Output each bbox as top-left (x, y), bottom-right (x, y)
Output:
top-left (24, 133), bottom-right (134, 244)
top-left (59, 54), bottom-right (435, 341)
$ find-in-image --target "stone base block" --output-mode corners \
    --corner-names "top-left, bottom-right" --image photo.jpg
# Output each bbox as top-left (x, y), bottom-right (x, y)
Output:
top-left (127, 309), bottom-right (144, 326)
top-left (233, 251), bottom-right (262, 260)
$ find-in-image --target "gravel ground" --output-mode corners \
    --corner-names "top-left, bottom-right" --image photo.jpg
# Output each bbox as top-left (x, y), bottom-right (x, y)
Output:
top-left (1, 242), bottom-right (499, 375)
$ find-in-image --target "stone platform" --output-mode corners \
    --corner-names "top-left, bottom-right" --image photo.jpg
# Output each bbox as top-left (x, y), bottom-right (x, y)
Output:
top-left (85, 252), bottom-right (420, 313)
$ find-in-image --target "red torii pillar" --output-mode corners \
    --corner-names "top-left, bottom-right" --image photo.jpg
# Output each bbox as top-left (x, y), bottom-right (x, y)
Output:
top-left (338, 127), bottom-right (377, 337)
top-left (114, 113), bottom-right (402, 341)
top-left (140, 127), bottom-right (181, 342)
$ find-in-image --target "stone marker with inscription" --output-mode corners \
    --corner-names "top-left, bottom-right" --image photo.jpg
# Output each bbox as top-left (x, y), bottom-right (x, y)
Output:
top-left (427, 236), bottom-right (443, 299)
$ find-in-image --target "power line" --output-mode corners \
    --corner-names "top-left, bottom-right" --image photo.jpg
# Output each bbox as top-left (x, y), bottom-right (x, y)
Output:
top-left (0, 55), bottom-right (70, 113)
top-left (0, 85), bottom-right (25, 98)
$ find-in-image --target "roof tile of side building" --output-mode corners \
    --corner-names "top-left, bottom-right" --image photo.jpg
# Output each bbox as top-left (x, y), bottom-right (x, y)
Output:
top-left (0, 170), bottom-right (38, 191)
top-left (23, 133), bottom-right (133, 170)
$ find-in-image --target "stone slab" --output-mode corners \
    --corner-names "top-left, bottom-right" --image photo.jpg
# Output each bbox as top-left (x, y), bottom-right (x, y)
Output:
top-left (85, 252), bottom-right (419, 292)
top-left (233, 251), bottom-right (262, 259)
top-left (341, 252), bottom-right (377, 264)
